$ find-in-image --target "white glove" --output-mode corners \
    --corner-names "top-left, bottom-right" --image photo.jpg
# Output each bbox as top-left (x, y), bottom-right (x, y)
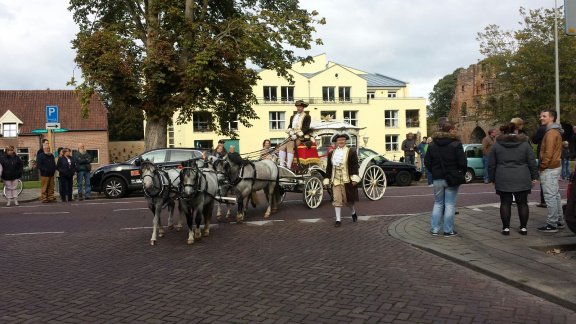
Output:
top-left (297, 131), bottom-right (304, 137)
top-left (290, 134), bottom-right (297, 140)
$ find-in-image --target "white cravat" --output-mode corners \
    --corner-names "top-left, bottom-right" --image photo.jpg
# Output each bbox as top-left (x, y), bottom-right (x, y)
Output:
top-left (291, 113), bottom-right (301, 129)
top-left (332, 147), bottom-right (345, 166)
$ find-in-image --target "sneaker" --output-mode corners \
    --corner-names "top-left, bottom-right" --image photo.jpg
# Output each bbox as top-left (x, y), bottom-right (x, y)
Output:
top-left (519, 227), bottom-right (528, 235)
top-left (502, 228), bottom-right (510, 236)
top-left (427, 184), bottom-right (434, 187)
top-left (6, 199), bottom-right (11, 207)
top-left (13, 199), bottom-right (18, 206)
top-left (430, 231), bottom-right (439, 236)
top-left (557, 222), bottom-right (566, 229)
top-left (537, 224), bottom-right (558, 233)
top-left (334, 221), bottom-right (341, 227)
top-left (443, 231), bottom-right (458, 237)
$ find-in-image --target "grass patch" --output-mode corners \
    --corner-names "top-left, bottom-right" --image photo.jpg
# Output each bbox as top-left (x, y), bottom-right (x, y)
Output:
top-left (0, 180), bottom-right (41, 190)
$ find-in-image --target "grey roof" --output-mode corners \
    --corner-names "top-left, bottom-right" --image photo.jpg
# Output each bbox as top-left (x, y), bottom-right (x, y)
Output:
top-left (360, 73), bottom-right (406, 88)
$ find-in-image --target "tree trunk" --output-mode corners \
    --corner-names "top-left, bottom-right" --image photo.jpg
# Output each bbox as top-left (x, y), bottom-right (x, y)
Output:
top-left (144, 117), bottom-right (168, 150)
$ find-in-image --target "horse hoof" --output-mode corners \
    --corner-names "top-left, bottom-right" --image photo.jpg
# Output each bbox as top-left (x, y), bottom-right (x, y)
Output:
top-left (187, 239), bottom-right (194, 245)
top-left (264, 214), bottom-right (270, 219)
top-left (167, 225), bottom-right (174, 230)
top-left (158, 233), bottom-right (164, 238)
top-left (150, 240), bottom-right (156, 246)
top-left (216, 216), bottom-right (223, 222)
top-left (203, 231), bottom-right (210, 237)
top-left (176, 225), bottom-right (183, 232)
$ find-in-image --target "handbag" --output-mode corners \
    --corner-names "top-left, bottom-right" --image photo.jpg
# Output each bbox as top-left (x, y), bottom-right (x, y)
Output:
top-left (439, 154), bottom-right (465, 186)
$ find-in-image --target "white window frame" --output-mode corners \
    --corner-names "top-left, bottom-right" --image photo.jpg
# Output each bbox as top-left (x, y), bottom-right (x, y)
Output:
top-left (338, 87), bottom-right (351, 102)
top-left (384, 110), bottom-right (399, 128)
top-left (343, 110), bottom-right (358, 126)
top-left (322, 86), bottom-right (336, 102)
top-left (2, 123), bottom-right (17, 137)
top-left (388, 91), bottom-right (397, 98)
top-left (269, 111), bottom-right (285, 130)
top-left (385, 135), bottom-right (399, 152)
top-left (263, 86), bottom-right (278, 102)
top-left (367, 92), bottom-right (375, 99)
top-left (280, 86), bottom-right (294, 102)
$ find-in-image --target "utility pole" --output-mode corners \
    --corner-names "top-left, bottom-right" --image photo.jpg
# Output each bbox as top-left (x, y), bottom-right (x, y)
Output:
top-left (554, 0), bottom-right (561, 121)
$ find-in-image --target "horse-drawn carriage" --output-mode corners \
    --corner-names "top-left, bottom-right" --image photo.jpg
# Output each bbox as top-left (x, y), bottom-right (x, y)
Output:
top-left (137, 120), bottom-right (386, 245)
top-left (274, 120), bottom-right (387, 209)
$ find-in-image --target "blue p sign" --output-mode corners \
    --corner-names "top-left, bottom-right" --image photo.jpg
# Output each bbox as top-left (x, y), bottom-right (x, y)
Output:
top-left (46, 105), bottom-right (59, 123)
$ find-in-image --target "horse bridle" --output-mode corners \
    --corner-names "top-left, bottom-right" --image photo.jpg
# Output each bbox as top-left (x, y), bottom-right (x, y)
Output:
top-left (140, 161), bottom-right (171, 198)
top-left (179, 159), bottom-right (205, 199)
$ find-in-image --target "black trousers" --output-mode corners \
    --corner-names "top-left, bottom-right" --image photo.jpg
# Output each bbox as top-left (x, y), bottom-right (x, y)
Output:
top-left (498, 190), bottom-right (530, 229)
top-left (59, 176), bottom-right (74, 202)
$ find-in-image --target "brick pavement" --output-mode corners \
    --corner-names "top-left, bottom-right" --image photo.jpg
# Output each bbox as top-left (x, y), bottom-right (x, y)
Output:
top-left (1, 209), bottom-right (576, 322)
top-left (389, 202), bottom-right (576, 312)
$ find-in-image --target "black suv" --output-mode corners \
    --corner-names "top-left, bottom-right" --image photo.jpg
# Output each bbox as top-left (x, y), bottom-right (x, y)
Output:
top-left (91, 148), bottom-right (204, 198)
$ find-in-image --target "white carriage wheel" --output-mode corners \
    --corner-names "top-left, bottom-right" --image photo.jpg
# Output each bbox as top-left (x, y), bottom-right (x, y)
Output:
top-left (3, 179), bottom-right (23, 198)
top-left (362, 165), bottom-right (386, 201)
top-left (303, 176), bottom-right (323, 209)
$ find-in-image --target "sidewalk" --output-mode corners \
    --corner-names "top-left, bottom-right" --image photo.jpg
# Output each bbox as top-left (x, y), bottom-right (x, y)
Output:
top-left (389, 202), bottom-right (576, 311)
top-left (4, 188), bottom-right (104, 203)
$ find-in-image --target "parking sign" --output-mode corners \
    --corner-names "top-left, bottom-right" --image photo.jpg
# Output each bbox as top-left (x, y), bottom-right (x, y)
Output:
top-left (566, 0), bottom-right (576, 35)
top-left (46, 105), bottom-right (59, 123)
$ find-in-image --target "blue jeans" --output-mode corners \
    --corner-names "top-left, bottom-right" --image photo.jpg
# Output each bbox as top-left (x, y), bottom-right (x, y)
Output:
top-left (420, 156), bottom-right (426, 172)
top-left (482, 156), bottom-right (489, 183)
top-left (431, 179), bottom-right (460, 234)
top-left (77, 170), bottom-right (91, 198)
top-left (426, 167), bottom-right (433, 185)
top-left (561, 158), bottom-right (570, 179)
top-left (540, 167), bottom-right (564, 226)
top-left (405, 155), bottom-right (415, 166)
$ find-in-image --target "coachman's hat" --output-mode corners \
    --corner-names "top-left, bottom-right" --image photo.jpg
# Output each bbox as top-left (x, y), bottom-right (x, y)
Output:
top-left (294, 100), bottom-right (309, 107)
top-left (330, 132), bottom-right (350, 142)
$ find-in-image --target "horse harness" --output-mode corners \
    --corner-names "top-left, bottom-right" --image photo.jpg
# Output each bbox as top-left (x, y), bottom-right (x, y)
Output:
top-left (140, 162), bottom-right (180, 204)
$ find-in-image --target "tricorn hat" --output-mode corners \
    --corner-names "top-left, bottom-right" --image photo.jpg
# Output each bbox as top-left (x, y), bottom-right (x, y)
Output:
top-left (330, 132), bottom-right (350, 143)
top-left (294, 100), bottom-right (309, 107)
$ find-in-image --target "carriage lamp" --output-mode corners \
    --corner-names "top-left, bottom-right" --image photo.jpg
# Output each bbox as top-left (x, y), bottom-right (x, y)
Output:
top-left (362, 136), bottom-right (369, 147)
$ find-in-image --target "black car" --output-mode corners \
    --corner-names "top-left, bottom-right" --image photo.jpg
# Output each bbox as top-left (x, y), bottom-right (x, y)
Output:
top-left (91, 148), bottom-right (204, 198)
top-left (317, 146), bottom-right (421, 186)
top-left (358, 148), bottom-right (421, 186)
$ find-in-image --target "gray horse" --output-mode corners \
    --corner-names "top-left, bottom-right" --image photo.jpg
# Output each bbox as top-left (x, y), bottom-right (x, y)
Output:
top-left (179, 159), bottom-right (220, 244)
top-left (223, 153), bottom-right (281, 223)
top-left (139, 161), bottom-right (182, 246)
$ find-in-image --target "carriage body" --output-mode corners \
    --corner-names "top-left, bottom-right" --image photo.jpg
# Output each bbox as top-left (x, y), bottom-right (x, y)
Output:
top-left (277, 120), bottom-right (387, 208)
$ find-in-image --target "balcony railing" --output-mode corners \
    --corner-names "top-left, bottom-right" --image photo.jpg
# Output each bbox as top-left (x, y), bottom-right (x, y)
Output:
top-left (257, 97), bottom-right (369, 105)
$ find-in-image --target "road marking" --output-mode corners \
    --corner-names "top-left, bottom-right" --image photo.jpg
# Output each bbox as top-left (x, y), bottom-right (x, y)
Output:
top-left (5, 231), bottom-right (65, 236)
top-left (22, 212), bottom-right (70, 215)
top-left (114, 208), bottom-right (149, 212)
top-left (245, 220), bottom-right (285, 226)
top-left (299, 218), bottom-right (322, 223)
top-left (121, 226), bottom-right (153, 230)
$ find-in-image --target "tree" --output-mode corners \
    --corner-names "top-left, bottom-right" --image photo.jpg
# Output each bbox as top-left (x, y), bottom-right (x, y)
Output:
top-left (68, 0), bottom-right (325, 150)
top-left (428, 68), bottom-right (462, 121)
top-left (476, 7), bottom-right (576, 127)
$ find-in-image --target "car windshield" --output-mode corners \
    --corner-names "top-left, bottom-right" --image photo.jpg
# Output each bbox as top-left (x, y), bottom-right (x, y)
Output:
top-left (359, 148), bottom-right (379, 160)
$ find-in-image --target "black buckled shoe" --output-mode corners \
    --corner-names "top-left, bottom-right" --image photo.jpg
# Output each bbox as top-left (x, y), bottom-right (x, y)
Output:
top-left (334, 221), bottom-right (341, 227)
top-left (352, 213), bottom-right (358, 222)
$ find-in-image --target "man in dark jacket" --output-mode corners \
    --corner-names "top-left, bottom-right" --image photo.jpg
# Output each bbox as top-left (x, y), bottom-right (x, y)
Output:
top-left (401, 132), bottom-right (417, 166)
top-left (74, 143), bottom-right (92, 200)
top-left (37, 145), bottom-right (57, 203)
top-left (425, 123), bottom-right (467, 237)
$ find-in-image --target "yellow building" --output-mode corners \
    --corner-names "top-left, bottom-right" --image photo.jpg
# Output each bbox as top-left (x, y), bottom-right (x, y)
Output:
top-left (170, 54), bottom-right (427, 162)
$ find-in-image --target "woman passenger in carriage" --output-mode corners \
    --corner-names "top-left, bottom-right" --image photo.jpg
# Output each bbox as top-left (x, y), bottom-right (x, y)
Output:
top-left (323, 132), bottom-right (360, 227)
top-left (261, 139), bottom-right (277, 161)
top-left (277, 100), bottom-right (312, 168)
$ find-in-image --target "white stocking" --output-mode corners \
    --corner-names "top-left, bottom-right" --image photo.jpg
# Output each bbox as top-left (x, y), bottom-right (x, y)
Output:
top-left (279, 151), bottom-right (287, 167)
top-left (335, 207), bottom-right (341, 222)
top-left (287, 153), bottom-right (294, 169)
top-left (351, 206), bottom-right (356, 215)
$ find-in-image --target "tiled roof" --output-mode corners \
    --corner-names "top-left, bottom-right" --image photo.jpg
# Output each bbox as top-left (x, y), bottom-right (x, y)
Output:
top-left (359, 73), bottom-right (406, 87)
top-left (0, 90), bottom-right (108, 134)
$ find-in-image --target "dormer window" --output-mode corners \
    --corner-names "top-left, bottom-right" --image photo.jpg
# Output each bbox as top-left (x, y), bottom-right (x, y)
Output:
top-left (2, 123), bottom-right (17, 137)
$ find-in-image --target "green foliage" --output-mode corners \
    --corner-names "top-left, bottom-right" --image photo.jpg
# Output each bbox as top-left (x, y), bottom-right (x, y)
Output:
top-left (68, 0), bottom-right (325, 148)
top-left (476, 6), bottom-right (576, 127)
top-left (428, 68), bottom-right (462, 121)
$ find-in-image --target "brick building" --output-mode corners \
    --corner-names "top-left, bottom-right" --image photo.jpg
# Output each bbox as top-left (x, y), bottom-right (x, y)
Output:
top-left (0, 90), bottom-right (109, 168)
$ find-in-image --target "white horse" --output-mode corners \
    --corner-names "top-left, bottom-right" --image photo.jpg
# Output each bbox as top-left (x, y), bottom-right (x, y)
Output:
top-left (205, 155), bottom-right (257, 222)
top-left (139, 161), bottom-right (182, 246)
top-left (222, 153), bottom-right (281, 223)
top-left (179, 158), bottom-right (220, 245)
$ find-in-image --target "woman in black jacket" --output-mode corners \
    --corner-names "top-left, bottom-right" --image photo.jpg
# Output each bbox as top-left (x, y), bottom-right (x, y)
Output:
top-left (488, 123), bottom-right (539, 235)
top-left (424, 123), bottom-right (467, 237)
top-left (0, 146), bottom-right (24, 206)
top-left (56, 148), bottom-right (76, 202)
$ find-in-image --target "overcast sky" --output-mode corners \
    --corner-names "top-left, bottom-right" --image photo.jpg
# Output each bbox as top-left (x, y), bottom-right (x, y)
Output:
top-left (0, 0), bottom-right (551, 99)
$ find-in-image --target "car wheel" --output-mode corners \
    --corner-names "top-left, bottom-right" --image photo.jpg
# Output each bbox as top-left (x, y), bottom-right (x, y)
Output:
top-left (395, 170), bottom-right (412, 186)
top-left (465, 168), bottom-right (475, 184)
top-left (103, 177), bottom-right (127, 199)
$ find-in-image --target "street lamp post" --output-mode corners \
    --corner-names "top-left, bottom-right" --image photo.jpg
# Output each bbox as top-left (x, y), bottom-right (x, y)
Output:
top-left (554, 0), bottom-right (561, 121)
